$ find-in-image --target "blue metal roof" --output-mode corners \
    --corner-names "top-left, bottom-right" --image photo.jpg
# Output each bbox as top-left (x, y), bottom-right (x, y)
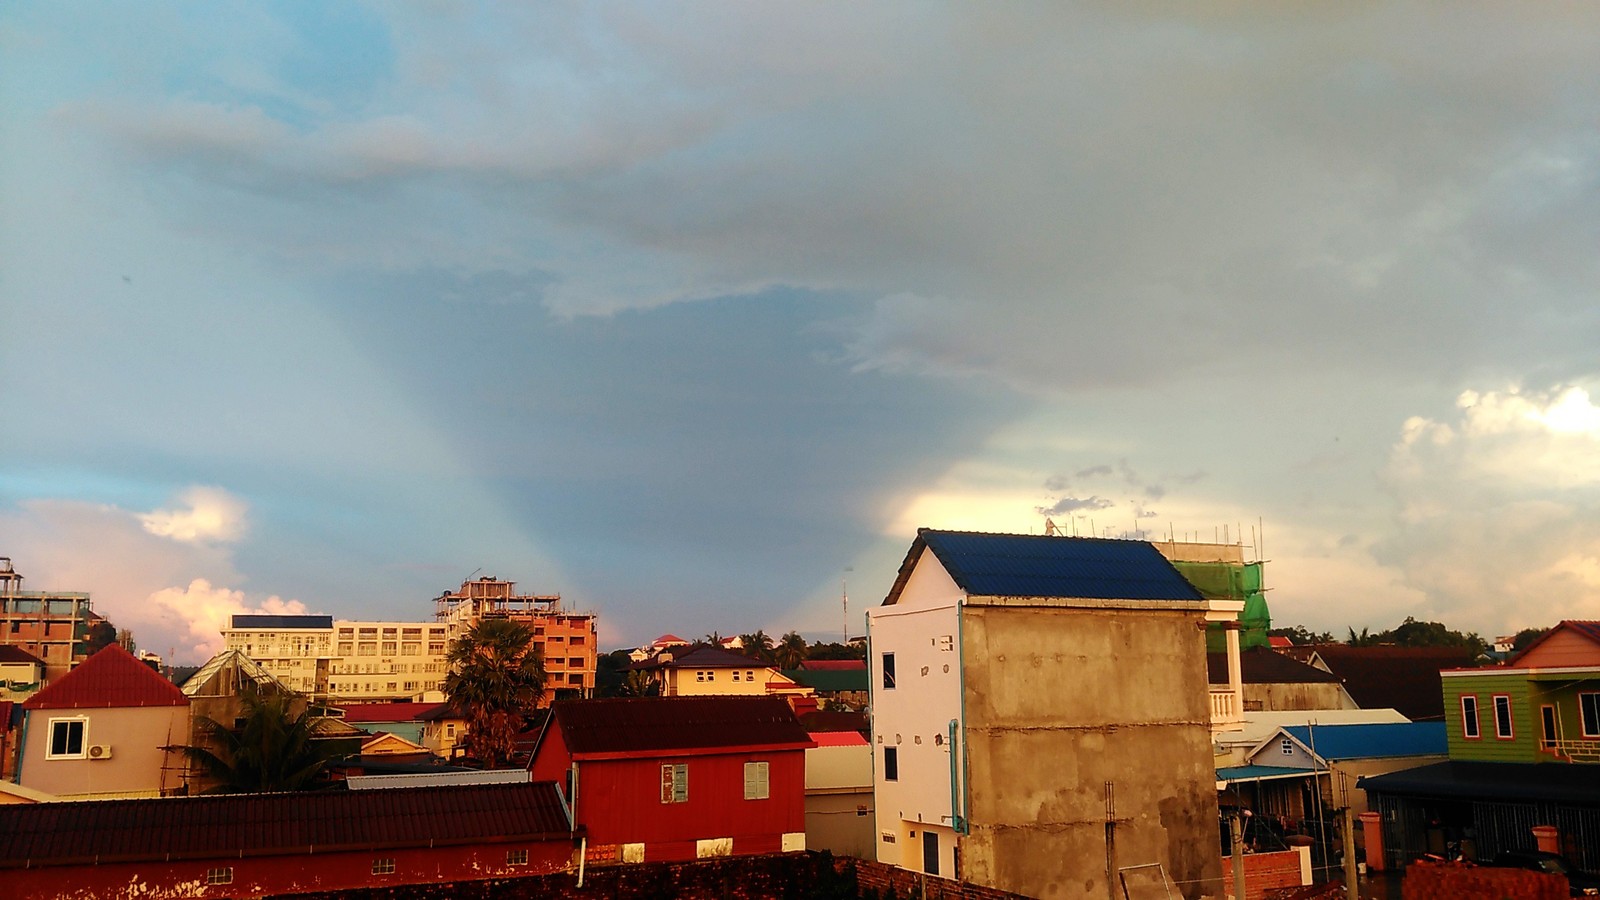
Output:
top-left (915, 529), bottom-right (1205, 601)
top-left (1217, 765), bottom-right (1311, 783)
top-left (1282, 722), bottom-right (1447, 761)
top-left (230, 614), bottom-right (334, 629)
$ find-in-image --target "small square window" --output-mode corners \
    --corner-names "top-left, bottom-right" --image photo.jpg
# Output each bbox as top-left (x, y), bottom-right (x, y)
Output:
top-left (661, 763), bottom-right (688, 803)
top-left (47, 719), bottom-right (86, 759)
top-left (744, 761), bottom-right (770, 800)
top-left (507, 848), bottom-right (529, 866)
top-left (372, 858), bottom-right (396, 875)
top-left (206, 867), bottom-right (234, 885)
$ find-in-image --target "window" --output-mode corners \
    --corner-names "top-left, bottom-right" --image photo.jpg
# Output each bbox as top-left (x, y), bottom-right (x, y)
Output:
top-left (1280, 738), bottom-right (1294, 756)
top-left (507, 849), bottom-right (529, 866)
top-left (1542, 705), bottom-right (1558, 751)
top-left (47, 718), bottom-right (86, 758)
top-left (1582, 693), bottom-right (1600, 738)
top-left (569, 657), bottom-right (583, 667)
top-left (732, 671), bottom-right (741, 682)
top-left (1461, 695), bottom-right (1481, 739)
top-left (883, 747), bottom-right (898, 781)
top-left (661, 763), bottom-right (688, 803)
top-left (372, 858), bottom-right (396, 875)
top-left (744, 761), bottom-right (770, 800)
top-left (1493, 695), bottom-right (1514, 739)
top-left (882, 653), bottom-right (896, 689)
top-left (206, 867), bottom-right (234, 885)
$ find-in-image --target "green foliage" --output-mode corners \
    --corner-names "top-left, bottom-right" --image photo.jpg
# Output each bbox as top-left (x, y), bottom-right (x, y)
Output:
top-left (1269, 625), bottom-right (1335, 644)
top-left (807, 640), bottom-right (867, 661)
top-left (183, 684), bottom-right (338, 793)
top-left (740, 630), bottom-right (776, 664)
top-left (444, 617), bottom-right (546, 768)
top-left (1343, 617), bottom-right (1487, 657)
top-left (594, 648), bottom-right (634, 697)
top-left (775, 631), bottom-right (809, 669)
top-left (1512, 626), bottom-right (1552, 652)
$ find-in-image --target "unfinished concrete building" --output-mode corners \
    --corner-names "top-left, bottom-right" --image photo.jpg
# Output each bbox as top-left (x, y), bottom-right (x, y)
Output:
top-left (0, 557), bottom-right (101, 682)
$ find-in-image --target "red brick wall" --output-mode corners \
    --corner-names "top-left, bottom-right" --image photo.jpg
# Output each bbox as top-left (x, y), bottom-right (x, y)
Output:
top-left (1219, 849), bottom-right (1305, 899)
top-left (1401, 859), bottom-right (1567, 900)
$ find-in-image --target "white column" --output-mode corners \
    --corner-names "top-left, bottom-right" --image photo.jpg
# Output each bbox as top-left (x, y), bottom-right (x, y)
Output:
top-left (1226, 624), bottom-right (1244, 719)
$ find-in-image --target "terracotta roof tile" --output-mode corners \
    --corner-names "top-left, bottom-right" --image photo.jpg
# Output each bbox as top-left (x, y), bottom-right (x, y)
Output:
top-left (23, 644), bottom-right (187, 710)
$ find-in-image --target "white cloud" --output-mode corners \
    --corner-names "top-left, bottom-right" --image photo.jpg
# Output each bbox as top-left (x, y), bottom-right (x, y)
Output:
top-left (1377, 383), bottom-right (1600, 634)
top-left (147, 579), bottom-right (309, 661)
top-left (138, 486), bottom-right (249, 543)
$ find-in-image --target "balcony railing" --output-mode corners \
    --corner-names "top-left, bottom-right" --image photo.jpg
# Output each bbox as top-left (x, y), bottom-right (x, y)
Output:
top-left (1554, 738), bottom-right (1600, 763)
top-left (1211, 689), bottom-right (1240, 727)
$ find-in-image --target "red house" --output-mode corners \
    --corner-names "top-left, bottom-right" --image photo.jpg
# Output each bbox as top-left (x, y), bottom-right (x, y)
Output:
top-left (528, 696), bottom-right (813, 864)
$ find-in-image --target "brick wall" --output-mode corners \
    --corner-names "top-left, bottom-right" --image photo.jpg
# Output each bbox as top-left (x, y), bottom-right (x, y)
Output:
top-left (1401, 859), bottom-right (1566, 900)
top-left (1220, 849), bottom-right (1306, 899)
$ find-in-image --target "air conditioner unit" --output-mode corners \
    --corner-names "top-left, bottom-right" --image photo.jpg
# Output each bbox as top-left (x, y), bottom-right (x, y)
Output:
top-left (87, 744), bottom-right (113, 760)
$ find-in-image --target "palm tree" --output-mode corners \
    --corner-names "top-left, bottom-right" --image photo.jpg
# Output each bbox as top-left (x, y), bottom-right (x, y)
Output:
top-left (740, 630), bottom-right (776, 664)
top-left (182, 684), bottom-right (337, 793)
top-left (444, 617), bottom-right (546, 768)
top-left (621, 668), bottom-right (660, 697)
top-left (775, 631), bottom-right (808, 670)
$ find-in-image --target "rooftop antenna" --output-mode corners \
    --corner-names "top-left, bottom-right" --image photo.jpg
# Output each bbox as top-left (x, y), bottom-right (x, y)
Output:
top-left (842, 566), bottom-right (853, 644)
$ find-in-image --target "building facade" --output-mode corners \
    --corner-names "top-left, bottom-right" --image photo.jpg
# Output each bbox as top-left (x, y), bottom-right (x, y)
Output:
top-left (868, 529), bottom-right (1227, 900)
top-left (0, 557), bottom-right (100, 681)
top-left (221, 577), bottom-right (597, 703)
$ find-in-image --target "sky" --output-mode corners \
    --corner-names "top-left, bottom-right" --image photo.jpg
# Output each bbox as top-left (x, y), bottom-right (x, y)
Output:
top-left (4, 3), bottom-right (1600, 664)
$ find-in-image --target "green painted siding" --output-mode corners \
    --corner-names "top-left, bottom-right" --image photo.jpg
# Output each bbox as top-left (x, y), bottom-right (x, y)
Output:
top-left (1443, 674), bottom-right (1537, 763)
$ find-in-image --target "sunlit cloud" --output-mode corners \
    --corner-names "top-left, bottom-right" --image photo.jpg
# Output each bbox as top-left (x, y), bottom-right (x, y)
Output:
top-left (139, 486), bottom-right (249, 543)
top-left (148, 579), bottom-right (309, 661)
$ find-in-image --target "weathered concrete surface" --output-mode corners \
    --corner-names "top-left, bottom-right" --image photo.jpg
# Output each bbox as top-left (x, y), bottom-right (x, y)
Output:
top-left (960, 605), bottom-right (1224, 900)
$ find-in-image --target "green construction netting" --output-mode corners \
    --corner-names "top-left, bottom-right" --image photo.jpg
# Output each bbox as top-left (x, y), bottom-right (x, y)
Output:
top-left (1174, 561), bottom-right (1272, 652)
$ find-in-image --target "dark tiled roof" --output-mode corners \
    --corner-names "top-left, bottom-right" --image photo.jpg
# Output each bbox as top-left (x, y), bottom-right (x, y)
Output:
top-left (1207, 647), bottom-right (1344, 685)
top-left (661, 646), bottom-right (765, 669)
top-left (0, 781), bottom-right (573, 868)
top-left (1300, 645), bottom-right (1476, 721)
top-left (886, 529), bottom-right (1205, 604)
top-left (797, 710), bottom-right (870, 734)
top-left (23, 644), bottom-right (187, 710)
top-left (546, 696), bottom-right (812, 757)
top-left (230, 614), bottom-right (333, 629)
top-left (1358, 760), bottom-right (1600, 805)
top-left (0, 645), bottom-right (44, 665)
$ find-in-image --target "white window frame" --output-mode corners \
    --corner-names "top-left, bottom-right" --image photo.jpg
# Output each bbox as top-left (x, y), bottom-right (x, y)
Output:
top-left (506, 848), bottom-right (529, 866)
top-left (1493, 694), bottom-right (1515, 740)
top-left (744, 761), bottom-right (770, 800)
top-left (46, 717), bottom-right (87, 759)
top-left (661, 763), bottom-right (688, 803)
top-left (372, 858), bottom-right (396, 875)
top-left (206, 867), bottom-right (234, 885)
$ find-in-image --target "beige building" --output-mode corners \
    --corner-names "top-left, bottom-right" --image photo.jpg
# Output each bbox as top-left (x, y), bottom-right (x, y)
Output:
top-left (221, 577), bottom-right (598, 703)
top-left (16, 645), bottom-right (189, 799)
top-left (632, 644), bottom-right (814, 701)
top-left (868, 529), bottom-right (1227, 900)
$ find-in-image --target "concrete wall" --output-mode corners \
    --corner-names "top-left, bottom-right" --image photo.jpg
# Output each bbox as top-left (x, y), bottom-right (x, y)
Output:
top-left (1242, 682), bottom-right (1355, 712)
top-left (19, 705), bottom-right (189, 798)
top-left (805, 789), bottom-right (875, 859)
top-left (959, 604), bottom-right (1223, 900)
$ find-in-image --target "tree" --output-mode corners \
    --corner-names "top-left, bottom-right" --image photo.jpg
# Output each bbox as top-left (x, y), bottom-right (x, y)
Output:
top-left (621, 669), bottom-right (660, 697)
top-left (1268, 625), bottom-right (1335, 645)
top-left (182, 684), bottom-right (338, 793)
top-left (775, 631), bottom-right (809, 670)
top-left (740, 630), bottom-right (776, 664)
top-left (82, 619), bottom-right (118, 656)
top-left (1511, 627), bottom-right (1552, 652)
top-left (444, 617), bottom-right (546, 768)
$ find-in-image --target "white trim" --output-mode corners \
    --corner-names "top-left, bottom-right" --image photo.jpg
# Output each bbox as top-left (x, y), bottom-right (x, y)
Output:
top-left (1442, 665), bottom-right (1600, 678)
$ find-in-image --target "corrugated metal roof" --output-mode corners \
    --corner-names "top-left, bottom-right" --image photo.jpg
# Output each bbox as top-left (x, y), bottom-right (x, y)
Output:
top-left (1305, 645), bottom-right (1475, 721)
top-left (1280, 722), bottom-right (1447, 761)
top-left (0, 782), bottom-right (573, 868)
top-left (546, 696), bottom-right (813, 757)
top-left (1217, 765), bottom-right (1310, 783)
top-left (662, 646), bottom-right (765, 669)
top-left (23, 644), bottom-right (187, 710)
top-left (1206, 647), bottom-right (1344, 685)
top-left (782, 668), bottom-right (868, 692)
top-left (345, 770), bottom-right (530, 790)
top-left (808, 731), bottom-right (868, 747)
top-left (339, 702), bottom-right (446, 723)
top-left (887, 529), bottom-right (1205, 604)
top-left (229, 614), bottom-right (333, 629)
top-left (800, 660), bottom-right (866, 671)
top-left (1358, 760), bottom-right (1600, 805)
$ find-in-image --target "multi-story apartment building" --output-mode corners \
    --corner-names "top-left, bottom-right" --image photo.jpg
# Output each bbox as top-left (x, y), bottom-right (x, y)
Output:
top-left (0, 557), bottom-right (101, 681)
top-left (222, 577), bottom-right (597, 703)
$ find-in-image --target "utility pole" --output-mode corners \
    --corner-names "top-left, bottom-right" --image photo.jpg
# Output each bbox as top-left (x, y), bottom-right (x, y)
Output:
top-left (1343, 806), bottom-right (1359, 900)
top-left (1230, 812), bottom-right (1247, 900)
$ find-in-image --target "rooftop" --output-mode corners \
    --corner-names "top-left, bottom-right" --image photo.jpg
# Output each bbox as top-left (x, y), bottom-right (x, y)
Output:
top-left (540, 696), bottom-right (812, 758)
top-left (229, 614), bottom-right (334, 630)
top-left (886, 529), bottom-right (1206, 605)
top-left (0, 781), bottom-right (573, 868)
top-left (1206, 647), bottom-right (1343, 685)
top-left (23, 644), bottom-right (187, 710)
top-left (1277, 722), bottom-right (1447, 761)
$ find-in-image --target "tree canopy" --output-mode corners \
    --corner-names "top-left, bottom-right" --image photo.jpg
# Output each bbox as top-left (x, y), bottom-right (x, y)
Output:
top-left (182, 684), bottom-right (338, 793)
top-left (444, 617), bottom-right (546, 768)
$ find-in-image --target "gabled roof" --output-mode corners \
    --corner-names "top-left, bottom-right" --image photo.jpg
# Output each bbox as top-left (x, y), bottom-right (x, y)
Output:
top-left (539, 696), bottom-right (812, 759)
top-left (0, 781), bottom-right (573, 868)
top-left (1206, 647), bottom-right (1344, 685)
top-left (1299, 645), bottom-right (1476, 720)
top-left (660, 646), bottom-right (766, 670)
top-left (1264, 722), bottom-right (1447, 762)
top-left (0, 645), bottom-right (45, 665)
top-left (1506, 620), bottom-right (1600, 667)
top-left (653, 633), bottom-right (691, 646)
top-left (180, 649), bottom-right (281, 697)
top-left (23, 644), bottom-right (187, 710)
top-left (884, 529), bottom-right (1205, 605)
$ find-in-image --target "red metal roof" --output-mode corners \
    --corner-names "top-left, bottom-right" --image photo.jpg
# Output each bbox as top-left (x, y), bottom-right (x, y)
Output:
top-left (23, 644), bottom-right (187, 710)
top-left (544, 696), bottom-right (813, 758)
top-left (0, 781), bottom-right (574, 868)
top-left (799, 659), bottom-right (866, 671)
top-left (808, 731), bottom-right (868, 747)
top-left (337, 702), bottom-right (445, 723)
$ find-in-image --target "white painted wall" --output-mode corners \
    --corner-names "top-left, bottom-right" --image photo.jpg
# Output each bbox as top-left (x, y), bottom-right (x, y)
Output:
top-left (867, 551), bottom-right (965, 873)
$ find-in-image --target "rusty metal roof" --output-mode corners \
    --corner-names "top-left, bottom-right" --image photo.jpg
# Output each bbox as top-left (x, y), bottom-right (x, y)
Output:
top-left (23, 644), bottom-right (187, 710)
top-left (0, 781), bottom-right (574, 868)
top-left (545, 696), bottom-right (812, 758)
